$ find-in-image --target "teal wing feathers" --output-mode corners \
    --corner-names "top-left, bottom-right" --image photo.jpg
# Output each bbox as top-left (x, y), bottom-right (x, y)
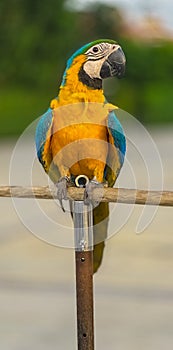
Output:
top-left (105, 109), bottom-right (126, 187)
top-left (35, 107), bottom-right (60, 182)
top-left (35, 108), bottom-right (53, 170)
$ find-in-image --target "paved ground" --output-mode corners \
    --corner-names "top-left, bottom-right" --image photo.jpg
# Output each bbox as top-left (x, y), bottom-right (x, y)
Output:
top-left (0, 126), bottom-right (173, 350)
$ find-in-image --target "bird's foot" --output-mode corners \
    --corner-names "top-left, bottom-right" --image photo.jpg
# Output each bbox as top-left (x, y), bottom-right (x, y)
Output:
top-left (55, 176), bottom-right (71, 212)
top-left (84, 179), bottom-right (107, 207)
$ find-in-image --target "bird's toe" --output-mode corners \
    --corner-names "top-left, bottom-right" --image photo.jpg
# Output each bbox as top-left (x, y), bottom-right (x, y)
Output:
top-left (84, 179), bottom-right (104, 207)
top-left (55, 176), bottom-right (70, 212)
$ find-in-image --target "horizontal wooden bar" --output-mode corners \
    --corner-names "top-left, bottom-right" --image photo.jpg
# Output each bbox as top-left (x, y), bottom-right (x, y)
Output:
top-left (0, 186), bottom-right (173, 207)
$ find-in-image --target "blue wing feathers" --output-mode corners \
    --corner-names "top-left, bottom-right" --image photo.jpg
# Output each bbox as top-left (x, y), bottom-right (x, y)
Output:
top-left (108, 110), bottom-right (126, 165)
top-left (35, 108), bottom-right (53, 164)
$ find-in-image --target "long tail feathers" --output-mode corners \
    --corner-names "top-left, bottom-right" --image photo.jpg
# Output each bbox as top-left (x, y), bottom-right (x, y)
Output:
top-left (93, 202), bottom-right (109, 273)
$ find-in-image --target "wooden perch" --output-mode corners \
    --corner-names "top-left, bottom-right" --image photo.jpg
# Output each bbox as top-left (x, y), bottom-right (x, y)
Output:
top-left (0, 186), bottom-right (173, 207)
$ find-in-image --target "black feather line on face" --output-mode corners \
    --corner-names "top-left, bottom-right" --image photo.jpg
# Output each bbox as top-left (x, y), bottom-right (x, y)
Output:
top-left (87, 55), bottom-right (105, 62)
top-left (78, 66), bottom-right (102, 89)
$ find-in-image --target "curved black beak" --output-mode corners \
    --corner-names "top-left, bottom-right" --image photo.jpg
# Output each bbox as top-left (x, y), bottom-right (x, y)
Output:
top-left (100, 46), bottom-right (126, 79)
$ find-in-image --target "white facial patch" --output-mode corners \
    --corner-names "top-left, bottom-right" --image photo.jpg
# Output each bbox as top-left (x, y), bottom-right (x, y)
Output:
top-left (83, 43), bottom-right (120, 79)
top-left (83, 56), bottom-right (106, 79)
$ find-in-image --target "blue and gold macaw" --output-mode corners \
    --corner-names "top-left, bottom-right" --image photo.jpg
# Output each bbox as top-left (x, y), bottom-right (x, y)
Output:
top-left (35, 39), bottom-right (126, 273)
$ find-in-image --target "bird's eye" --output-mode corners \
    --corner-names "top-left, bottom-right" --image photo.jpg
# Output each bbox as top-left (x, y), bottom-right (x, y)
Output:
top-left (92, 46), bottom-right (99, 53)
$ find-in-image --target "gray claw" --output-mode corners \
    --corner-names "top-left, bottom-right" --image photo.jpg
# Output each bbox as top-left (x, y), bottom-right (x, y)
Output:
top-left (84, 180), bottom-right (104, 207)
top-left (56, 176), bottom-right (70, 212)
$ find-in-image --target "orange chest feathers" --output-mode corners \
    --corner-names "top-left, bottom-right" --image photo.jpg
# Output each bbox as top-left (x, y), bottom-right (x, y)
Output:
top-left (50, 107), bottom-right (109, 179)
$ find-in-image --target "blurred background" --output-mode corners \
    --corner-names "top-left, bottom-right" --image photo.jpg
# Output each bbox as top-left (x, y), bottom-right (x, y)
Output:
top-left (1, 0), bottom-right (173, 135)
top-left (0, 0), bottom-right (173, 349)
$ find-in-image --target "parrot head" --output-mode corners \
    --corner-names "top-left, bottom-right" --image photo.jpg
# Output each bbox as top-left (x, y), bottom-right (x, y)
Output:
top-left (61, 39), bottom-right (126, 89)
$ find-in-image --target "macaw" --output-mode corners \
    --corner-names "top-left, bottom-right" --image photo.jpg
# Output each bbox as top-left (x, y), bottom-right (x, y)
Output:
top-left (35, 39), bottom-right (126, 273)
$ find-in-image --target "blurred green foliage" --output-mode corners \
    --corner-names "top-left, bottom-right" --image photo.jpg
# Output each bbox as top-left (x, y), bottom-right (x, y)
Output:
top-left (0, 0), bottom-right (173, 135)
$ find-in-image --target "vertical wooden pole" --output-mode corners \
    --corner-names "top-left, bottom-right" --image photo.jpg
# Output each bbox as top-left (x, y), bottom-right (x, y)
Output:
top-left (73, 201), bottom-right (94, 350)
